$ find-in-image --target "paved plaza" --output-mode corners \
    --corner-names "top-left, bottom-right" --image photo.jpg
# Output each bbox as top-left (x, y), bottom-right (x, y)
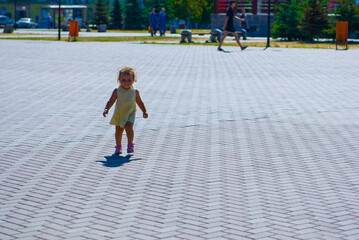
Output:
top-left (0, 40), bottom-right (358, 239)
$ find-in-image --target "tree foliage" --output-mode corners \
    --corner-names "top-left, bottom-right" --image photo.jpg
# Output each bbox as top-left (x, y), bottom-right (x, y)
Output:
top-left (199, 0), bottom-right (214, 27)
top-left (110, 0), bottom-right (123, 29)
top-left (169, 0), bottom-right (209, 23)
top-left (124, 0), bottom-right (144, 30)
top-left (272, 0), bottom-right (303, 40)
top-left (94, 0), bottom-right (109, 26)
top-left (143, 0), bottom-right (173, 23)
top-left (300, 0), bottom-right (329, 41)
top-left (335, 0), bottom-right (359, 34)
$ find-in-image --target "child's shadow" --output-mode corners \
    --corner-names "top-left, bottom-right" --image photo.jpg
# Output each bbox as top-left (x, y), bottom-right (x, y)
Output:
top-left (96, 155), bottom-right (141, 168)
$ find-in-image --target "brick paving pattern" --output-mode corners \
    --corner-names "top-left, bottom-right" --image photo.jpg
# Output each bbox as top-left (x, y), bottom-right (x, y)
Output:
top-left (0, 40), bottom-right (359, 239)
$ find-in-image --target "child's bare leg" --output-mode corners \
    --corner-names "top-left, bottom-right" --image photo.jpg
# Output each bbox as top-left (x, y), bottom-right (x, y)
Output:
top-left (233, 32), bottom-right (243, 48)
top-left (218, 31), bottom-right (229, 48)
top-left (124, 122), bottom-right (134, 144)
top-left (115, 126), bottom-right (125, 146)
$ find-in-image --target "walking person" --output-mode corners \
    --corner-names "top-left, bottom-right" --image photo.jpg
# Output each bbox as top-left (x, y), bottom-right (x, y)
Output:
top-left (217, 0), bottom-right (247, 51)
top-left (103, 67), bottom-right (148, 155)
top-left (47, 13), bottom-right (52, 29)
top-left (158, 8), bottom-right (167, 36)
top-left (149, 8), bottom-right (158, 36)
top-left (239, 9), bottom-right (249, 40)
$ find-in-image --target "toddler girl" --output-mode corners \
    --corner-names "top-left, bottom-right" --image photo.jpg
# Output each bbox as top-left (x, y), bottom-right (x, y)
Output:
top-left (103, 67), bottom-right (148, 155)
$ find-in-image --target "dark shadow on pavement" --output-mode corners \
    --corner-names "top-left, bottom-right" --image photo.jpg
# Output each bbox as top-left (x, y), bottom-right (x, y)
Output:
top-left (96, 155), bottom-right (141, 167)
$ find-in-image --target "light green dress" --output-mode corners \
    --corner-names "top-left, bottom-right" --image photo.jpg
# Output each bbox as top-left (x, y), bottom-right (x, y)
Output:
top-left (110, 85), bottom-right (136, 127)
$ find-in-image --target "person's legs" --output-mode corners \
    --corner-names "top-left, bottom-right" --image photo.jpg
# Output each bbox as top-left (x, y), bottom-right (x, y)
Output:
top-left (115, 126), bottom-right (125, 146)
top-left (124, 122), bottom-right (134, 153)
top-left (218, 31), bottom-right (229, 50)
top-left (233, 31), bottom-right (247, 50)
top-left (153, 25), bottom-right (157, 36)
top-left (240, 28), bottom-right (247, 40)
top-left (124, 122), bottom-right (134, 144)
top-left (233, 31), bottom-right (244, 48)
top-left (115, 126), bottom-right (125, 154)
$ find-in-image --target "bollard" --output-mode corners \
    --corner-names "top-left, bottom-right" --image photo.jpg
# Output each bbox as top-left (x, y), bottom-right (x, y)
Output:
top-left (180, 30), bottom-right (192, 43)
top-left (170, 25), bottom-right (176, 34)
top-left (210, 29), bottom-right (222, 42)
top-left (3, 24), bottom-right (14, 33)
top-left (98, 24), bottom-right (107, 32)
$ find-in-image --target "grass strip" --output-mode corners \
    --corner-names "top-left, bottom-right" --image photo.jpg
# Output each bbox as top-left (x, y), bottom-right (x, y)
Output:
top-left (0, 35), bottom-right (357, 49)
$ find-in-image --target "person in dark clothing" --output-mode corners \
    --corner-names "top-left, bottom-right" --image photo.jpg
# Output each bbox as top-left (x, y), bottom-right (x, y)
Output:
top-left (149, 8), bottom-right (158, 36)
top-left (239, 9), bottom-right (248, 40)
top-left (217, 1), bottom-right (247, 51)
top-left (158, 8), bottom-right (167, 36)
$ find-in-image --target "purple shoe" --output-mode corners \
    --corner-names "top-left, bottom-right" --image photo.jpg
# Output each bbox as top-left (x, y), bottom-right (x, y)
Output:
top-left (127, 143), bottom-right (134, 153)
top-left (114, 145), bottom-right (122, 155)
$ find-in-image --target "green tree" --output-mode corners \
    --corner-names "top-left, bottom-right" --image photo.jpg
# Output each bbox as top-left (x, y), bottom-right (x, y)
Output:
top-left (143, 0), bottom-right (173, 23)
top-left (110, 0), bottom-right (123, 29)
top-left (199, 0), bottom-right (213, 28)
top-left (144, 0), bottom-right (162, 11)
top-left (300, 0), bottom-right (329, 41)
top-left (94, 0), bottom-right (109, 26)
top-left (335, 0), bottom-right (359, 34)
top-left (124, 0), bottom-right (144, 30)
top-left (169, 0), bottom-right (208, 23)
top-left (272, 0), bottom-right (303, 40)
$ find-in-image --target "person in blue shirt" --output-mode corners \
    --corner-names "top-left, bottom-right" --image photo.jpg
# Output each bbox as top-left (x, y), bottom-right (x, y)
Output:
top-left (149, 8), bottom-right (158, 36)
top-left (158, 8), bottom-right (167, 36)
top-left (239, 9), bottom-right (248, 40)
top-left (47, 13), bottom-right (52, 29)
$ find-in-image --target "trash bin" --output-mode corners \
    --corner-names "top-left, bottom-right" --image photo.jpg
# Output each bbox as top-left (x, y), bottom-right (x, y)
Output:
top-left (336, 21), bottom-right (348, 50)
top-left (68, 20), bottom-right (79, 41)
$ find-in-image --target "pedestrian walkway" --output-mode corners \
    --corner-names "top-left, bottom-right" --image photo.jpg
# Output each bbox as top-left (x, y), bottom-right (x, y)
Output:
top-left (0, 40), bottom-right (358, 239)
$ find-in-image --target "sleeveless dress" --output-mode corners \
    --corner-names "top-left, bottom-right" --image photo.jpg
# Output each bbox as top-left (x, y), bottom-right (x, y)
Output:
top-left (110, 85), bottom-right (136, 127)
top-left (225, 7), bottom-right (235, 32)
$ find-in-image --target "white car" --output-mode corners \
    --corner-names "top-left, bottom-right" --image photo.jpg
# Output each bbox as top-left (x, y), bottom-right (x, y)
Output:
top-left (16, 18), bottom-right (38, 28)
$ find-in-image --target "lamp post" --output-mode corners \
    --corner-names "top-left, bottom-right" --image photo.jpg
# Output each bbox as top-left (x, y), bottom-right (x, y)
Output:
top-left (266, 0), bottom-right (271, 48)
top-left (14, 0), bottom-right (16, 21)
top-left (58, 0), bottom-right (61, 40)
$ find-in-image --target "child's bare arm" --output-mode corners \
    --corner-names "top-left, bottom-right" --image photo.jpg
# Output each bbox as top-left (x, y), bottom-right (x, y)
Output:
top-left (103, 89), bottom-right (117, 117)
top-left (135, 90), bottom-right (148, 118)
top-left (235, 16), bottom-right (245, 22)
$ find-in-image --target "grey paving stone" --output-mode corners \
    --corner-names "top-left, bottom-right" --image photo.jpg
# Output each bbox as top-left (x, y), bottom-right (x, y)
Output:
top-left (0, 40), bottom-right (359, 240)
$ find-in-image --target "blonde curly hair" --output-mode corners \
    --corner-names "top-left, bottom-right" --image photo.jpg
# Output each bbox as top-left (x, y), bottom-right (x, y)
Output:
top-left (117, 66), bottom-right (137, 84)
